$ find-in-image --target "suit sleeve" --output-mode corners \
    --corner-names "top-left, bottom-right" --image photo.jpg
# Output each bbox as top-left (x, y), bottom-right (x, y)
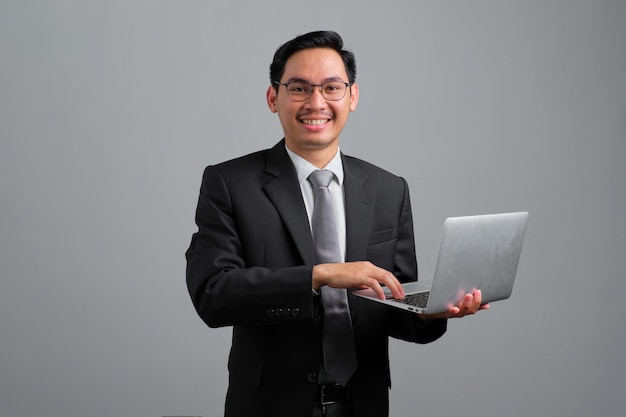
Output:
top-left (387, 177), bottom-right (447, 343)
top-left (185, 165), bottom-right (318, 328)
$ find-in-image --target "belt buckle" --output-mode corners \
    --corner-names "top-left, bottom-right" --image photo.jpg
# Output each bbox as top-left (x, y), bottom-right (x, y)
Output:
top-left (320, 383), bottom-right (341, 406)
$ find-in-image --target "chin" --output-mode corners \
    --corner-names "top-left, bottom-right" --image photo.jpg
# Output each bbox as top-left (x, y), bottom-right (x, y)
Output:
top-left (300, 136), bottom-right (338, 150)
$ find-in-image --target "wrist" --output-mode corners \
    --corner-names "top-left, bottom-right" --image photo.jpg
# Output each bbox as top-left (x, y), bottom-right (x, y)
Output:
top-left (312, 264), bottom-right (327, 291)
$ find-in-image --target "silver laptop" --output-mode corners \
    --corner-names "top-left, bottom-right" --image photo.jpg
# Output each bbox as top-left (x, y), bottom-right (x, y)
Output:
top-left (353, 212), bottom-right (529, 314)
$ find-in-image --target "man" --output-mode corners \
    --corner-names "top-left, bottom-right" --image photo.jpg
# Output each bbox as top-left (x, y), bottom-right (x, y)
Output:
top-left (186, 31), bottom-right (487, 417)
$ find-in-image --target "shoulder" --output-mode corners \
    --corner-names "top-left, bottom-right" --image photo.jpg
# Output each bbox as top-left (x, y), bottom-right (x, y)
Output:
top-left (342, 154), bottom-right (395, 175)
top-left (210, 148), bottom-right (269, 173)
top-left (203, 140), bottom-right (290, 180)
top-left (342, 154), bottom-right (407, 188)
top-left (196, 150), bottom-right (271, 198)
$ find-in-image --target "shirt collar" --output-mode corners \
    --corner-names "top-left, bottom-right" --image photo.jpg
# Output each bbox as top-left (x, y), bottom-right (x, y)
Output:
top-left (285, 145), bottom-right (344, 186)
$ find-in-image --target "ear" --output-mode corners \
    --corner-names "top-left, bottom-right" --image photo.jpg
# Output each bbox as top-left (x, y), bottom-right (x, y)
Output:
top-left (266, 85), bottom-right (278, 113)
top-left (349, 82), bottom-right (359, 112)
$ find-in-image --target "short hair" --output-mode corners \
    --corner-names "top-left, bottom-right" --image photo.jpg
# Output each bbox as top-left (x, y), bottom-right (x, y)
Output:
top-left (269, 30), bottom-right (357, 88)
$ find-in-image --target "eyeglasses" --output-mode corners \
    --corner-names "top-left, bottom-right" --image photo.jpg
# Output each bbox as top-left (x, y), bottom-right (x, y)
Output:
top-left (273, 80), bottom-right (352, 102)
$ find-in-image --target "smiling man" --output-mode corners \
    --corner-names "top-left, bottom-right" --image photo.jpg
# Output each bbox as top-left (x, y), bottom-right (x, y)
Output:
top-left (186, 31), bottom-right (485, 417)
top-left (268, 46), bottom-right (358, 167)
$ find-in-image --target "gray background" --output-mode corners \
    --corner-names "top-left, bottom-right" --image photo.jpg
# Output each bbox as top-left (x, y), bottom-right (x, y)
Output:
top-left (1, 1), bottom-right (625, 416)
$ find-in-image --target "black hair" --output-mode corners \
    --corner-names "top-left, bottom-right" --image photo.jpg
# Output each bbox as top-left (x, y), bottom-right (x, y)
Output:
top-left (269, 30), bottom-right (356, 88)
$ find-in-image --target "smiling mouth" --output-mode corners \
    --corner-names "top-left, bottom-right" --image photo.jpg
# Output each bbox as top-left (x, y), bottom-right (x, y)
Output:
top-left (300, 119), bottom-right (330, 126)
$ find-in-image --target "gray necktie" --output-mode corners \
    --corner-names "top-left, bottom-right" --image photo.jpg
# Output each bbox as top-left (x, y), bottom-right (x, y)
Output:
top-left (308, 169), bottom-right (358, 386)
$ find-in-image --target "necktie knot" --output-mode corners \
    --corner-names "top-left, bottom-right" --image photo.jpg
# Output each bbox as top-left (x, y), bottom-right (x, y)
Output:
top-left (308, 169), bottom-right (335, 188)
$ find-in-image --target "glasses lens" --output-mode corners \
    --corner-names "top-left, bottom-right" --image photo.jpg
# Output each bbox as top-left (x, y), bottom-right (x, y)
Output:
top-left (286, 82), bottom-right (311, 100)
top-left (285, 82), bottom-right (348, 101)
top-left (321, 82), bottom-right (347, 100)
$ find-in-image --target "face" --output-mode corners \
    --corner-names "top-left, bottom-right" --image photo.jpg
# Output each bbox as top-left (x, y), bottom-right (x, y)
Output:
top-left (266, 48), bottom-right (359, 163)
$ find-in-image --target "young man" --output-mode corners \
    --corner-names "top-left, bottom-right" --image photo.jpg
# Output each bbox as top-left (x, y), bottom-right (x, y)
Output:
top-left (186, 31), bottom-right (486, 417)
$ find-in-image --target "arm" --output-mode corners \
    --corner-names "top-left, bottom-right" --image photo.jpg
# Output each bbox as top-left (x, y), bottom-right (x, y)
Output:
top-left (185, 165), bottom-right (317, 328)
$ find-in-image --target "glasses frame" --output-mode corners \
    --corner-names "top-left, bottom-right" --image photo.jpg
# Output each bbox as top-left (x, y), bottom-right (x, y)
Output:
top-left (273, 80), bottom-right (352, 102)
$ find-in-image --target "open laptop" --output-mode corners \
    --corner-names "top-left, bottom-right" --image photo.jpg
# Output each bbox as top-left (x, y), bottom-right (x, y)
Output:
top-left (353, 212), bottom-right (529, 314)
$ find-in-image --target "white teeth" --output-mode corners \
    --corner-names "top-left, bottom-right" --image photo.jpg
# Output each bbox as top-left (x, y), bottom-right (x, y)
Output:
top-left (301, 119), bottom-right (328, 126)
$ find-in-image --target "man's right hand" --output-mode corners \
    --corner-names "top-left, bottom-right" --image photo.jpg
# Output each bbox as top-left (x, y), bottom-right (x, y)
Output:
top-left (312, 261), bottom-right (405, 301)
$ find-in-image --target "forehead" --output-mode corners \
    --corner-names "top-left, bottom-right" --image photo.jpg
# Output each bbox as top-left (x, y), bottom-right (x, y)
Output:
top-left (282, 48), bottom-right (348, 82)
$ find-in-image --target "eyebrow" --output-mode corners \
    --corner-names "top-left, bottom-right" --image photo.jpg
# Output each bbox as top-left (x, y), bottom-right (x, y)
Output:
top-left (284, 76), bottom-right (347, 84)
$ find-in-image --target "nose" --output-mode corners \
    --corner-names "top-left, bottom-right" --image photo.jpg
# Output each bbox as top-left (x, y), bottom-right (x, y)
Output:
top-left (306, 86), bottom-right (327, 109)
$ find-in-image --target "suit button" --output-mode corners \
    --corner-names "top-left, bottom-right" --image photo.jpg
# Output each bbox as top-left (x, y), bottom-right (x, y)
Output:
top-left (313, 317), bottom-right (321, 326)
top-left (307, 372), bottom-right (318, 383)
top-left (275, 308), bottom-right (283, 316)
top-left (282, 308), bottom-right (291, 317)
top-left (291, 308), bottom-right (300, 317)
top-left (266, 309), bottom-right (275, 317)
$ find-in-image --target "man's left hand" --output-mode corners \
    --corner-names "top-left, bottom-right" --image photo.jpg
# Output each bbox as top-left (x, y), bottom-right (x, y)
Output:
top-left (417, 289), bottom-right (490, 320)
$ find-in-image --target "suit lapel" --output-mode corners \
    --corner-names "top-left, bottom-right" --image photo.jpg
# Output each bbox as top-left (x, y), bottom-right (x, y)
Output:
top-left (262, 143), bottom-right (373, 265)
top-left (263, 141), bottom-right (317, 265)
top-left (342, 155), bottom-right (373, 262)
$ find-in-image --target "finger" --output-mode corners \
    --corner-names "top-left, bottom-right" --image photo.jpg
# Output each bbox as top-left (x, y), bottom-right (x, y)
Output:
top-left (383, 271), bottom-right (405, 299)
top-left (468, 290), bottom-right (483, 314)
top-left (459, 293), bottom-right (474, 314)
top-left (364, 279), bottom-right (386, 300)
top-left (447, 306), bottom-right (461, 317)
top-left (457, 290), bottom-right (485, 315)
top-left (472, 289), bottom-right (483, 307)
top-left (368, 266), bottom-right (404, 299)
top-left (449, 293), bottom-right (472, 317)
top-left (385, 276), bottom-right (405, 299)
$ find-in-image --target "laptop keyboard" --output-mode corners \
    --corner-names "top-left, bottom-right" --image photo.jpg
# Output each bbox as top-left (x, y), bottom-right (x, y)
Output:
top-left (397, 291), bottom-right (430, 308)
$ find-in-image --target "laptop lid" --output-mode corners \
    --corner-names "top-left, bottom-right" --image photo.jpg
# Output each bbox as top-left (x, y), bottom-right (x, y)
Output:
top-left (423, 211), bottom-right (529, 314)
top-left (353, 211), bottom-right (529, 314)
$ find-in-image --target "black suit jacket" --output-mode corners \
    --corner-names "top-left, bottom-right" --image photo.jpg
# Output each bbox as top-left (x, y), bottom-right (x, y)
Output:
top-left (186, 140), bottom-right (446, 417)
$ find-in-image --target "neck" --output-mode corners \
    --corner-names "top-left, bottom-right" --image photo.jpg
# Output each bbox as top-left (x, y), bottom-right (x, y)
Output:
top-left (285, 142), bottom-right (339, 169)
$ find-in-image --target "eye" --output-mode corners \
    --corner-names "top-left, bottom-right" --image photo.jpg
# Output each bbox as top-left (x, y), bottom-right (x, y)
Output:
top-left (288, 83), bottom-right (310, 94)
top-left (322, 83), bottom-right (347, 99)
